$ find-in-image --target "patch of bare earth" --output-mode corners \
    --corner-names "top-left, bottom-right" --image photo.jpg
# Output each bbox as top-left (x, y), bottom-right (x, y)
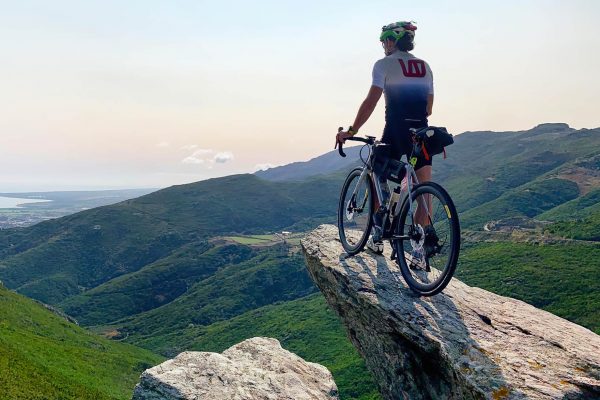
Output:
top-left (554, 167), bottom-right (600, 195)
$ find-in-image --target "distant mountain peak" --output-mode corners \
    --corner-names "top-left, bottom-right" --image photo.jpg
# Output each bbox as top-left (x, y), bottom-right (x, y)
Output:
top-left (255, 146), bottom-right (361, 181)
top-left (531, 122), bottom-right (572, 132)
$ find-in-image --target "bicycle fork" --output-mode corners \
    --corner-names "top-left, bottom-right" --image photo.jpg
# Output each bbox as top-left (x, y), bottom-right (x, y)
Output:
top-left (346, 169), bottom-right (371, 216)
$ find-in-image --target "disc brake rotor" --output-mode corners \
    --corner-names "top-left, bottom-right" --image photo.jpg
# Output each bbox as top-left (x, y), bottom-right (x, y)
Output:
top-left (345, 198), bottom-right (355, 221)
top-left (410, 224), bottom-right (425, 251)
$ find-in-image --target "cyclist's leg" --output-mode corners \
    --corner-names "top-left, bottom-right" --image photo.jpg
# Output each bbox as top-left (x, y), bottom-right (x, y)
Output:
top-left (369, 131), bottom-right (395, 246)
top-left (371, 172), bottom-right (390, 240)
top-left (416, 165), bottom-right (431, 183)
top-left (367, 171), bottom-right (386, 253)
top-left (414, 161), bottom-right (433, 227)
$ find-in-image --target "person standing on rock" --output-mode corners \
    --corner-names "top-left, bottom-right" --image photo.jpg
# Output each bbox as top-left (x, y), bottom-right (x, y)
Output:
top-left (335, 21), bottom-right (434, 255)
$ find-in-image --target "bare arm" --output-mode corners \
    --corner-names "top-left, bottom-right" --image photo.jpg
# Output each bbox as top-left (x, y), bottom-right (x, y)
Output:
top-left (352, 85), bottom-right (383, 132)
top-left (336, 85), bottom-right (383, 146)
top-left (427, 94), bottom-right (434, 117)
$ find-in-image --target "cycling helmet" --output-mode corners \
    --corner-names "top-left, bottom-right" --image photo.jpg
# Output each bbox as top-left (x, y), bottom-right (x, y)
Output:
top-left (380, 21), bottom-right (417, 42)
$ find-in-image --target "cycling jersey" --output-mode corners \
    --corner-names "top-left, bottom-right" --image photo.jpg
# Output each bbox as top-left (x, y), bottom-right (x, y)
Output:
top-left (372, 50), bottom-right (434, 168)
top-left (372, 50), bottom-right (433, 123)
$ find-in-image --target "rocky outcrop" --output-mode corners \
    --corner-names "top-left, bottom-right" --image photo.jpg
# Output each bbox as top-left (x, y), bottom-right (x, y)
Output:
top-left (132, 337), bottom-right (338, 400)
top-left (301, 225), bottom-right (600, 400)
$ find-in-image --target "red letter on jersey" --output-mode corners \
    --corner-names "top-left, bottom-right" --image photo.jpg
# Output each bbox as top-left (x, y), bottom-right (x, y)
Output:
top-left (399, 59), bottom-right (426, 78)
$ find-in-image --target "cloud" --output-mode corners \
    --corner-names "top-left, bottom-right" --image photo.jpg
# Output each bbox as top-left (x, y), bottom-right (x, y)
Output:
top-left (181, 148), bottom-right (214, 164)
top-left (181, 156), bottom-right (205, 164)
top-left (180, 144), bottom-right (198, 151)
top-left (254, 163), bottom-right (275, 171)
top-left (213, 152), bottom-right (234, 163)
top-left (191, 148), bottom-right (213, 156)
top-left (181, 148), bottom-right (233, 166)
top-left (156, 141), bottom-right (170, 148)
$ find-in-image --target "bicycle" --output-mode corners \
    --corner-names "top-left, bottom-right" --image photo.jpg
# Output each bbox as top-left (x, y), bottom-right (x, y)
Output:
top-left (336, 127), bottom-right (460, 296)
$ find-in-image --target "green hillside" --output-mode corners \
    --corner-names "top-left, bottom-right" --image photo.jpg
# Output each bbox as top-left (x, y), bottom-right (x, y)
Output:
top-left (539, 188), bottom-right (600, 221)
top-left (0, 174), bottom-right (339, 305)
top-left (544, 213), bottom-right (600, 241)
top-left (106, 247), bottom-right (317, 350)
top-left (60, 243), bottom-right (256, 325)
top-left (460, 178), bottom-right (580, 228)
top-left (0, 283), bottom-right (163, 400)
top-left (457, 240), bottom-right (600, 334)
top-left (434, 126), bottom-right (600, 220)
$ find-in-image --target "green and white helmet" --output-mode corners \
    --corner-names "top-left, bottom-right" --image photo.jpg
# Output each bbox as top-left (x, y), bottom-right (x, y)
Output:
top-left (380, 21), bottom-right (417, 42)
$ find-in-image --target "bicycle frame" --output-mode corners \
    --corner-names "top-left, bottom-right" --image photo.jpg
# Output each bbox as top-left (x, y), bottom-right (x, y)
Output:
top-left (347, 140), bottom-right (431, 242)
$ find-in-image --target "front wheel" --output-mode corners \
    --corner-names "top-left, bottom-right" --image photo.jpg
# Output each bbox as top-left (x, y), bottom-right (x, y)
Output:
top-left (393, 182), bottom-right (460, 296)
top-left (338, 168), bottom-right (374, 255)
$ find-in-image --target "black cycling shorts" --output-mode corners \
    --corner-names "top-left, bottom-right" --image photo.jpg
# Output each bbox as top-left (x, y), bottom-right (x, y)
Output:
top-left (381, 122), bottom-right (432, 171)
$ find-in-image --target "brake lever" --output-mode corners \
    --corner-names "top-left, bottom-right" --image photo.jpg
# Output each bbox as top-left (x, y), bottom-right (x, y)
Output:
top-left (337, 126), bottom-right (346, 157)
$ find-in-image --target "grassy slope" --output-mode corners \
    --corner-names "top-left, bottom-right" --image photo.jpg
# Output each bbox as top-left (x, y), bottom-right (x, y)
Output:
top-left (544, 214), bottom-right (600, 241)
top-left (108, 247), bottom-right (317, 351)
top-left (0, 284), bottom-right (163, 400)
top-left (435, 128), bottom-right (600, 219)
top-left (460, 178), bottom-right (580, 228)
top-left (60, 243), bottom-right (255, 325)
top-left (539, 189), bottom-right (600, 221)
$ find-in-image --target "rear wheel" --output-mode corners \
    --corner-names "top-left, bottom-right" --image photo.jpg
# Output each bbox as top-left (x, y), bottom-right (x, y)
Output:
top-left (338, 168), bottom-right (374, 255)
top-left (393, 182), bottom-right (460, 296)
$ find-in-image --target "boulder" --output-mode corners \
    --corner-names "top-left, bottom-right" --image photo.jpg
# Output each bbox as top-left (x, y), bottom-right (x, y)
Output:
top-left (132, 337), bottom-right (338, 400)
top-left (301, 224), bottom-right (600, 400)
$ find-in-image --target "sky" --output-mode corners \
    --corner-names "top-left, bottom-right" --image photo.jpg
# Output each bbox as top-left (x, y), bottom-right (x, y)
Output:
top-left (1, 0), bottom-right (599, 191)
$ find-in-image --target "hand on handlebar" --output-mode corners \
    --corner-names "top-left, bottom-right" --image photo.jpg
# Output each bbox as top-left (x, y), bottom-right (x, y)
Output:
top-left (335, 130), bottom-right (354, 149)
top-left (335, 126), bottom-right (352, 157)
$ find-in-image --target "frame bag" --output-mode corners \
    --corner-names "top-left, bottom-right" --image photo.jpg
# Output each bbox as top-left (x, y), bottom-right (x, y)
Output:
top-left (372, 144), bottom-right (406, 183)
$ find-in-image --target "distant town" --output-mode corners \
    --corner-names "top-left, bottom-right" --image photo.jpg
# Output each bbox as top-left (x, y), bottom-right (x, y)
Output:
top-left (0, 189), bottom-right (156, 229)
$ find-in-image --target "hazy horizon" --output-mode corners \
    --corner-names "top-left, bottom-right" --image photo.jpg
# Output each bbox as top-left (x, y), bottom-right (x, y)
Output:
top-left (2, 1), bottom-right (599, 191)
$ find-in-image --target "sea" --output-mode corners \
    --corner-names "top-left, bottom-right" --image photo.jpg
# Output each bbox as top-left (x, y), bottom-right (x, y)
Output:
top-left (0, 196), bottom-right (51, 208)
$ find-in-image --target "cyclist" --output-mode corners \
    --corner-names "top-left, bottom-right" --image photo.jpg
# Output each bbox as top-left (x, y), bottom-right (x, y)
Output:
top-left (336, 21), bottom-right (434, 256)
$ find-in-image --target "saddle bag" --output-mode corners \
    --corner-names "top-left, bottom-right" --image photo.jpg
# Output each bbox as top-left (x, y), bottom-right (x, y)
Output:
top-left (415, 126), bottom-right (454, 159)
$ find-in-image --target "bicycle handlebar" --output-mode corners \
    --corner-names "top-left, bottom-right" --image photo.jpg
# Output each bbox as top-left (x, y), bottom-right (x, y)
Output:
top-left (337, 127), bottom-right (346, 157)
top-left (337, 127), bottom-right (374, 157)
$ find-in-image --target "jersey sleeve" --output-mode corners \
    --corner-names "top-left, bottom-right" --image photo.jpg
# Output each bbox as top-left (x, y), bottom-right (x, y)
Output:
top-left (426, 62), bottom-right (434, 95)
top-left (371, 60), bottom-right (385, 89)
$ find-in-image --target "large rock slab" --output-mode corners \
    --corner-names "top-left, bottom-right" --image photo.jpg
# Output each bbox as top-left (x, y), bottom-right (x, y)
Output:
top-left (301, 224), bottom-right (600, 400)
top-left (132, 337), bottom-right (338, 400)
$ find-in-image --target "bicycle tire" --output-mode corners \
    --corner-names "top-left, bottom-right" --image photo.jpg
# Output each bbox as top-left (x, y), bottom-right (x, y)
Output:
top-left (338, 168), bottom-right (374, 255)
top-left (393, 182), bottom-right (460, 296)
